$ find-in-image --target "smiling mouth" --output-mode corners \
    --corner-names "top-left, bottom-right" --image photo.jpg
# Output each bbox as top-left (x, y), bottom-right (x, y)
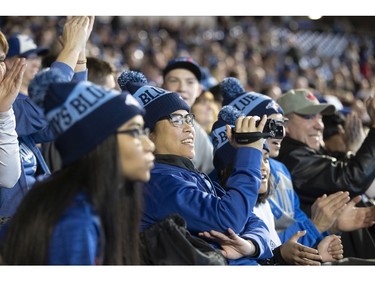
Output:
top-left (181, 138), bottom-right (194, 144)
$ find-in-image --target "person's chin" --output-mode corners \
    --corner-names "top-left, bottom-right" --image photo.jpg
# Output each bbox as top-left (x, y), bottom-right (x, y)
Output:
top-left (184, 151), bottom-right (195, 160)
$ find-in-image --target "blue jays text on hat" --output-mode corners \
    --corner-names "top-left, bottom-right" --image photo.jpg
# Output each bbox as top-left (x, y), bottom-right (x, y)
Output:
top-left (221, 77), bottom-right (284, 117)
top-left (7, 34), bottom-right (49, 58)
top-left (44, 80), bottom-right (144, 166)
top-left (118, 70), bottom-right (190, 131)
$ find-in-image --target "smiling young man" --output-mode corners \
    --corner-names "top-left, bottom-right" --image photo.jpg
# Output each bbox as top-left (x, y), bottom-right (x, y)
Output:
top-left (162, 57), bottom-right (215, 175)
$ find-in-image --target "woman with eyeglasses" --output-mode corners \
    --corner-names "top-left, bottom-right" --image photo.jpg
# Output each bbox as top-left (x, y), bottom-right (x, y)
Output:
top-left (0, 79), bottom-right (155, 265)
top-left (117, 71), bottom-right (273, 265)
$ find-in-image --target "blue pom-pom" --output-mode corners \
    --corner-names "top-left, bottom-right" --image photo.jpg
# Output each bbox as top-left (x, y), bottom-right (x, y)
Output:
top-left (117, 70), bottom-right (148, 90)
top-left (28, 68), bottom-right (66, 109)
top-left (220, 77), bottom-right (245, 103)
top-left (218, 105), bottom-right (244, 125)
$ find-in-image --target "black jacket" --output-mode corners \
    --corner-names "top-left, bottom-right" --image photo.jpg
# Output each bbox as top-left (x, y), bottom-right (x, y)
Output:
top-left (275, 128), bottom-right (375, 215)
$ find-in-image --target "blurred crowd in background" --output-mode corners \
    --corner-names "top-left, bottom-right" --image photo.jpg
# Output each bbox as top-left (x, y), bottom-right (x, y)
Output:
top-left (1, 16), bottom-right (374, 126)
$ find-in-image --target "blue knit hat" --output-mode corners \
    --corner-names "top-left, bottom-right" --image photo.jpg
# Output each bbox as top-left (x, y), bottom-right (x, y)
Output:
top-left (211, 105), bottom-right (270, 172)
top-left (44, 80), bottom-right (144, 166)
top-left (28, 68), bottom-right (66, 109)
top-left (163, 57), bottom-right (202, 81)
top-left (117, 70), bottom-right (190, 131)
top-left (212, 77), bottom-right (283, 173)
top-left (221, 77), bottom-right (284, 116)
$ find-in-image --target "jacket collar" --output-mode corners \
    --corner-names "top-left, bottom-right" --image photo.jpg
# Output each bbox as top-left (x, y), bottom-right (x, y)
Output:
top-left (155, 154), bottom-right (196, 172)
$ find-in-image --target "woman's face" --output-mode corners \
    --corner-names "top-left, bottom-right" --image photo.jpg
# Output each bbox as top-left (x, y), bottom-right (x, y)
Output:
top-left (150, 109), bottom-right (195, 159)
top-left (259, 147), bottom-right (270, 194)
top-left (117, 115), bottom-right (155, 182)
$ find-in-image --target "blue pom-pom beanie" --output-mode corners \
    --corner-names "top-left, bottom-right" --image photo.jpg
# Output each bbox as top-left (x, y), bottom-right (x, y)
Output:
top-left (212, 76), bottom-right (283, 173)
top-left (118, 70), bottom-right (190, 131)
top-left (211, 105), bottom-right (270, 172)
top-left (44, 80), bottom-right (144, 167)
top-left (221, 77), bottom-right (284, 117)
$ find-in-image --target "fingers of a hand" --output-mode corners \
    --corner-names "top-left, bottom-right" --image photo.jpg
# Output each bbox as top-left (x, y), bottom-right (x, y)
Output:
top-left (256, 115), bottom-right (267, 132)
top-left (294, 256), bottom-right (321, 266)
top-left (291, 230), bottom-right (306, 241)
top-left (4, 58), bottom-right (25, 80)
top-left (350, 195), bottom-right (362, 206)
top-left (234, 116), bottom-right (259, 132)
top-left (198, 231), bottom-right (212, 239)
top-left (325, 191), bottom-right (350, 208)
top-left (209, 229), bottom-right (228, 240)
top-left (333, 253), bottom-right (344, 260)
top-left (299, 245), bottom-right (319, 255)
top-left (226, 228), bottom-right (237, 238)
top-left (226, 124), bottom-right (232, 141)
top-left (301, 251), bottom-right (323, 262)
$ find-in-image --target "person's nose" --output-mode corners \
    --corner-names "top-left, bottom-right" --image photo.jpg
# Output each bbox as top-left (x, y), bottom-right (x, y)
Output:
top-left (313, 115), bottom-right (324, 130)
top-left (141, 136), bottom-right (155, 153)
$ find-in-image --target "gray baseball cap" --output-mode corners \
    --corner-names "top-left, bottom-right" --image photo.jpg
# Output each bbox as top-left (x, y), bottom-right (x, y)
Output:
top-left (277, 89), bottom-right (335, 116)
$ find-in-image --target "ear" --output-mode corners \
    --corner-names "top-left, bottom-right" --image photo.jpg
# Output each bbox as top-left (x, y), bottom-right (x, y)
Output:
top-left (148, 130), bottom-right (156, 142)
top-left (196, 84), bottom-right (203, 98)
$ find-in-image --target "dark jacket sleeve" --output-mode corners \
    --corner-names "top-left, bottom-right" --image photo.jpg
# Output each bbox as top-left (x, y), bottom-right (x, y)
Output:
top-left (277, 130), bottom-right (375, 204)
top-left (258, 246), bottom-right (288, 265)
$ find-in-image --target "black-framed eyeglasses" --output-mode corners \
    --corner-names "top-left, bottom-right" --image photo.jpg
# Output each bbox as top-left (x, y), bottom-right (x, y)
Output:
top-left (116, 128), bottom-right (150, 138)
top-left (294, 112), bottom-right (320, 120)
top-left (160, 113), bottom-right (195, 128)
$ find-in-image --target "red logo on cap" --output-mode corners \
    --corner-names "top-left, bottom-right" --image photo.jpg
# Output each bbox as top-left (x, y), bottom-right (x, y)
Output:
top-left (306, 92), bottom-right (316, 101)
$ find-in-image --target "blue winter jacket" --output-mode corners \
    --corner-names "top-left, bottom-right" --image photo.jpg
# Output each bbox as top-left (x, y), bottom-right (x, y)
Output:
top-left (141, 148), bottom-right (273, 265)
top-left (48, 192), bottom-right (103, 265)
top-left (0, 62), bottom-right (87, 218)
top-left (268, 158), bottom-right (329, 248)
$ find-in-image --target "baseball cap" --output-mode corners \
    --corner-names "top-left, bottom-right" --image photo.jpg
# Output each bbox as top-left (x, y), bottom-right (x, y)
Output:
top-left (163, 57), bottom-right (202, 81)
top-left (277, 89), bottom-right (335, 116)
top-left (7, 34), bottom-right (49, 58)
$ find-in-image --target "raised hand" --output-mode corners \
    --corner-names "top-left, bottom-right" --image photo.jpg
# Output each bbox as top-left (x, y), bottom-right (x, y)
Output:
top-left (0, 58), bottom-right (26, 112)
top-left (345, 111), bottom-right (366, 153)
top-left (330, 195), bottom-right (375, 233)
top-left (56, 16), bottom-right (90, 69)
top-left (310, 191), bottom-right (350, 233)
top-left (280, 230), bottom-right (322, 265)
top-left (365, 95), bottom-right (375, 128)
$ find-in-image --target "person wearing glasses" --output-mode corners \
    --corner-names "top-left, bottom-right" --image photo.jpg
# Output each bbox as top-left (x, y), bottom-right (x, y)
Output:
top-left (118, 70), bottom-right (273, 265)
top-left (161, 57), bottom-right (215, 175)
top-left (0, 79), bottom-right (155, 265)
top-left (211, 78), bottom-right (375, 264)
top-left (276, 88), bottom-right (375, 259)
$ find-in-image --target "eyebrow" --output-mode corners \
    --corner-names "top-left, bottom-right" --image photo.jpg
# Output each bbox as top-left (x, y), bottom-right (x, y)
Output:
top-left (126, 121), bottom-right (143, 128)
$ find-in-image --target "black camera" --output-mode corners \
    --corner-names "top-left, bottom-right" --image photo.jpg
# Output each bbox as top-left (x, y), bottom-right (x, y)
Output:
top-left (232, 119), bottom-right (285, 144)
top-left (256, 119), bottom-right (284, 139)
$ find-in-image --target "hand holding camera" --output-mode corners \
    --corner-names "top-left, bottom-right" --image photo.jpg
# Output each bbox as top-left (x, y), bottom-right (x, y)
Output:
top-left (232, 118), bottom-right (285, 145)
